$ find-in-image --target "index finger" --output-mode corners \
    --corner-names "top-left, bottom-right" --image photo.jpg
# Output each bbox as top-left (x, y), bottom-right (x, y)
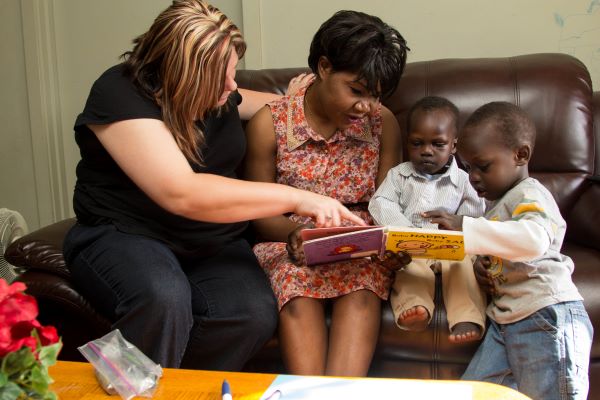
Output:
top-left (341, 209), bottom-right (367, 226)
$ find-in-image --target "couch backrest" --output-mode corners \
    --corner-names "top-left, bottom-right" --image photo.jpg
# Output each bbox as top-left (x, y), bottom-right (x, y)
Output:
top-left (236, 53), bottom-right (595, 218)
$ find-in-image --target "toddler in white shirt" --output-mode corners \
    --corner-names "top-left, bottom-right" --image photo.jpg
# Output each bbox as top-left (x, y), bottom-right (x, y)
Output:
top-left (369, 96), bottom-right (486, 343)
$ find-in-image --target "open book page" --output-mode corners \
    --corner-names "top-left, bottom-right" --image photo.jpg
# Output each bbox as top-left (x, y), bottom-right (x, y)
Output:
top-left (385, 226), bottom-right (465, 261)
top-left (259, 374), bottom-right (473, 400)
top-left (301, 226), bottom-right (385, 266)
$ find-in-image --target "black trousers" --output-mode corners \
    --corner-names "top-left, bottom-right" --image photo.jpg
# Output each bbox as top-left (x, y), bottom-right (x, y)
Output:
top-left (63, 223), bottom-right (278, 370)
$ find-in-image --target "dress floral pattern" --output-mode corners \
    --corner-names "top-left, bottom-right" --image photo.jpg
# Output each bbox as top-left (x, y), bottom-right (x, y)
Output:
top-left (253, 87), bottom-right (394, 310)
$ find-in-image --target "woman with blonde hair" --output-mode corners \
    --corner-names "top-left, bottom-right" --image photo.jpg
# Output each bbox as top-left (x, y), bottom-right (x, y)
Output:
top-left (63, 0), bottom-right (362, 370)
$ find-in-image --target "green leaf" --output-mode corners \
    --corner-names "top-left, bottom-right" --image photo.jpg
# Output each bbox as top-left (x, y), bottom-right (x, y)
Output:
top-left (42, 391), bottom-right (57, 400)
top-left (0, 380), bottom-right (25, 400)
top-left (28, 364), bottom-right (50, 394)
top-left (0, 337), bottom-right (60, 400)
top-left (1, 348), bottom-right (36, 376)
top-left (38, 342), bottom-right (61, 368)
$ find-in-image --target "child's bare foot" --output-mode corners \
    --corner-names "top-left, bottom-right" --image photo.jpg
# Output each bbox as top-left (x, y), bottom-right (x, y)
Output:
top-left (448, 322), bottom-right (481, 343)
top-left (397, 305), bottom-right (430, 331)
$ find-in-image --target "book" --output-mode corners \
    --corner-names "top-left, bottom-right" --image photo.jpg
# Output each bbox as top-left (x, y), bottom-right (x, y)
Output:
top-left (300, 226), bottom-right (385, 266)
top-left (301, 226), bottom-right (464, 266)
top-left (384, 226), bottom-right (465, 261)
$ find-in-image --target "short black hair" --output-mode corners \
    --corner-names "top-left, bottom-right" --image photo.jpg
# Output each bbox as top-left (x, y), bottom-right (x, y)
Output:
top-left (308, 10), bottom-right (409, 100)
top-left (406, 96), bottom-right (459, 133)
top-left (462, 101), bottom-right (536, 150)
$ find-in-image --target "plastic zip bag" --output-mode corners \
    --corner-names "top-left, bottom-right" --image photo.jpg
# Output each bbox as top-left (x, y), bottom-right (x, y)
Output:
top-left (78, 329), bottom-right (163, 399)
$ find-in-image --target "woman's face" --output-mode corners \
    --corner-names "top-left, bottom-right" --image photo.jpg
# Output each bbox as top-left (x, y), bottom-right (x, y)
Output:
top-left (217, 51), bottom-right (239, 107)
top-left (317, 64), bottom-right (379, 130)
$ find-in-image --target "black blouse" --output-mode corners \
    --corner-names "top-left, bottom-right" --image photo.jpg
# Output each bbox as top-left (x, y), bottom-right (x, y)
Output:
top-left (72, 64), bottom-right (248, 258)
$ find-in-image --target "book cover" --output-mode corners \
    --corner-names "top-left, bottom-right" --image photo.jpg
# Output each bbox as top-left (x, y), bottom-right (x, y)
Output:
top-left (302, 226), bottom-right (385, 266)
top-left (384, 226), bottom-right (465, 261)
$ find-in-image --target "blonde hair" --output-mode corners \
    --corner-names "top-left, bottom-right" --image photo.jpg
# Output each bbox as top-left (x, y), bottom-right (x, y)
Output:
top-left (123, 0), bottom-right (246, 165)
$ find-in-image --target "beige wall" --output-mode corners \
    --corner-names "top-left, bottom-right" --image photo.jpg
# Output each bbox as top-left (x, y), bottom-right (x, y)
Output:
top-left (1, 0), bottom-right (598, 230)
top-left (0, 0), bottom-right (38, 227)
top-left (245, 0), bottom-right (600, 85)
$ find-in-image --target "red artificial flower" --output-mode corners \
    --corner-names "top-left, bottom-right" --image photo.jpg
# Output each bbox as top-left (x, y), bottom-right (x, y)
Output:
top-left (38, 325), bottom-right (59, 346)
top-left (0, 290), bottom-right (38, 326)
top-left (0, 330), bottom-right (37, 357)
top-left (0, 278), bottom-right (61, 399)
top-left (0, 279), bottom-right (59, 357)
top-left (0, 279), bottom-right (26, 299)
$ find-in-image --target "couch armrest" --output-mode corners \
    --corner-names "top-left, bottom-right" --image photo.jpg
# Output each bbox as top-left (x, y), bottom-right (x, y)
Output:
top-left (5, 218), bottom-right (75, 279)
top-left (17, 269), bottom-right (112, 360)
top-left (5, 218), bottom-right (113, 361)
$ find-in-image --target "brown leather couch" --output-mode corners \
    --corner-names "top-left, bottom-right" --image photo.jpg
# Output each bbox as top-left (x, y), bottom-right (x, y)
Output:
top-left (7, 53), bottom-right (600, 398)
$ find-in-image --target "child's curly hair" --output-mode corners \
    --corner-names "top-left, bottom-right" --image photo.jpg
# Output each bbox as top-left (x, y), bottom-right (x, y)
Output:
top-left (462, 101), bottom-right (536, 151)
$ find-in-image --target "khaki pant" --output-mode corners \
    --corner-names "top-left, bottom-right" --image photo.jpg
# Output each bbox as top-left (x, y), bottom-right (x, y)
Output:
top-left (390, 255), bottom-right (486, 333)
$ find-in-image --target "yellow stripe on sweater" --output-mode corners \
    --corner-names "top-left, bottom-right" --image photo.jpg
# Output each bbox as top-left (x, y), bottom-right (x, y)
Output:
top-left (512, 202), bottom-right (544, 217)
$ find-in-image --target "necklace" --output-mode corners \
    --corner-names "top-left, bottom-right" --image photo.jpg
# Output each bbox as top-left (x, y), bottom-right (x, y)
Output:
top-left (304, 86), bottom-right (337, 139)
top-left (303, 86), bottom-right (317, 118)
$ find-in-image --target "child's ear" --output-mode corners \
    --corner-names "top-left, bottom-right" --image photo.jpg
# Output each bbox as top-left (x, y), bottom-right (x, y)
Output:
top-left (451, 138), bottom-right (458, 154)
top-left (515, 144), bottom-right (531, 165)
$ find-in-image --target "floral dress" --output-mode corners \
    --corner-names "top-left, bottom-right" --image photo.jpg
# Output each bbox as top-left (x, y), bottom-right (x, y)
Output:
top-left (253, 88), bottom-right (393, 310)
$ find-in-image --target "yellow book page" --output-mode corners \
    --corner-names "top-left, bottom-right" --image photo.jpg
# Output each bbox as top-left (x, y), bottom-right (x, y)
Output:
top-left (385, 227), bottom-right (465, 261)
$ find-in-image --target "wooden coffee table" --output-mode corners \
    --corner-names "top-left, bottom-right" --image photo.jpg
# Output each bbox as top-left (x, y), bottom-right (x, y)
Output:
top-left (49, 360), bottom-right (531, 399)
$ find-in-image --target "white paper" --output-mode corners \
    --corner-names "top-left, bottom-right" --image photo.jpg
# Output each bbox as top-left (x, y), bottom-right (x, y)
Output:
top-left (260, 375), bottom-right (473, 400)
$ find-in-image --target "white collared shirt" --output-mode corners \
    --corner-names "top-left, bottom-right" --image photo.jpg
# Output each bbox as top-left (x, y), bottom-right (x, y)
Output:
top-left (368, 157), bottom-right (485, 228)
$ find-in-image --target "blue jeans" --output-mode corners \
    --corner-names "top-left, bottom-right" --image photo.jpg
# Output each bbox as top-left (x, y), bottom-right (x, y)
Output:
top-left (63, 223), bottom-right (278, 370)
top-left (462, 301), bottom-right (592, 400)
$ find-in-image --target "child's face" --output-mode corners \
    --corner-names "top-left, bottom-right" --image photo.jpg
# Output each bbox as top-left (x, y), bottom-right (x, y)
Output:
top-left (458, 121), bottom-right (527, 201)
top-left (407, 109), bottom-right (457, 175)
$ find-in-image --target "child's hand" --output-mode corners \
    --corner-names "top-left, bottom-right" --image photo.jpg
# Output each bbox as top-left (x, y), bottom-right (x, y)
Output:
top-left (473, 255), bottom-right (497, 296)
top-left (286, 223), bottom-right (315, 266)
top-left (370, 250), bottom-right (412, 272)
top-left (422, 210), bottom-right (463, 231)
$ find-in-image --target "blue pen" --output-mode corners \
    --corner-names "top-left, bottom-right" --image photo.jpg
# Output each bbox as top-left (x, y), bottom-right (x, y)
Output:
top-left (222, 379), bottom-right (233, 400)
